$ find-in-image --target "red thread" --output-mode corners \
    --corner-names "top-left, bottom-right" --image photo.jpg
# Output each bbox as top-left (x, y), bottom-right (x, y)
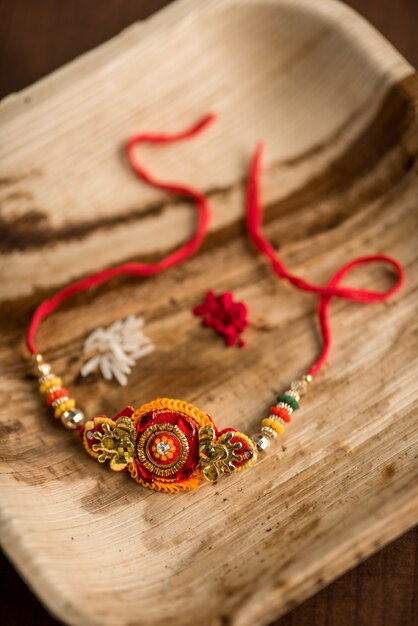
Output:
top-left (26, 114), bottom-right (217, 355)
top-left (246, 143), bottom-right (405, 377)
top-left (27, 116), bottom-right (405, 377)
top-left (193, 290), bottom-right (249, 347)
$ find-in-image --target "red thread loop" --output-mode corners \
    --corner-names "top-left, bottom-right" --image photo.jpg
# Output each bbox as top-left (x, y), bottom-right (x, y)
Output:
top-left (27, 117), bottom-right (405, 376)
top-left (246, 143), bottom-right (405, 377)
top-left (26, 114), bottom-right (217, 354)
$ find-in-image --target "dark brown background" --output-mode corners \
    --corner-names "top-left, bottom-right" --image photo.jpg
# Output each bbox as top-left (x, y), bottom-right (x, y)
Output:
top-left (0, 1), bottom-right (417, 625)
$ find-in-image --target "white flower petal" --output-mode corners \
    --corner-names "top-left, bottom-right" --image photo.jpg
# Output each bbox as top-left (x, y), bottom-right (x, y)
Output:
top-left (80, 356), bottom-right (100, 377)
top-left (80, 315), bottom-right (154, 386)
top-left (108, 320), bottom-right (123, 333)
top-left (112, 366), bottom-right (128, 386)
top-left (99, 356), bottom-right (113, 380)
top-left (117, 361), bottom-right (133, 375)
top-left (131, 344), bottom-right (154, 358)
top-left (110, 340), bottom-right (128, 361)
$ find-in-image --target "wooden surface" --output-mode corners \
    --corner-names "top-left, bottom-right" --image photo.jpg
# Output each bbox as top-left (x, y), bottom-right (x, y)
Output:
top-left (2, 525), bottom-right (417, 626)
top-left (0, 0), bottom-right (417, 625)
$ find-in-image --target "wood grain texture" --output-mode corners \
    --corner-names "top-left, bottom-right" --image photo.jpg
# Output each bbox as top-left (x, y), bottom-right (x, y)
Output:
top-left (1, 524), bottom-right (417, 626)
top-left (0, 1), bottom-right (417, 625)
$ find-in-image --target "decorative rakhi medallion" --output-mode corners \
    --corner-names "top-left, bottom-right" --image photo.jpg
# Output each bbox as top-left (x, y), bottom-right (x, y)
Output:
top-left (82, 398), bottom-right (257, 493)
top-left (137, 422), bottom-right (189, 477)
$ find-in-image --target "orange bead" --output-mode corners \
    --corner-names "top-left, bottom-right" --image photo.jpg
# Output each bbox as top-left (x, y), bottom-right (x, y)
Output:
top-left (270, 406), bottom-right (291, 422)
top-left (46, 388), bottom-right (69, 405)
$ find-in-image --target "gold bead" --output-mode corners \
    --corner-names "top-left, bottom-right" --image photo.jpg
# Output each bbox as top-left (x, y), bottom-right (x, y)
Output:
top-left (261, 417), bottom-right (285, 435)
top-left (32, 353), bottom-right (51, 377)
top-left (61, 409), bottom-right (85, 430)
top-left (268, 414), bottom-right (285, 425)
top-left (276, 402), bottom-right (293, 414)
top-left (251, 433), bottom-right (270, 452)
top-left (52, 396), bottom-right (70, 408)
top-left (38, 373), bottom-right (54, 385)
top-left (290, 375), bottom-right (312, 397)
top-left (54, 398), bottom-right (76, 419)
top-left (261, 425), bottom-right (278, 439)
top-left (32, 353), bottom-right (44, 367)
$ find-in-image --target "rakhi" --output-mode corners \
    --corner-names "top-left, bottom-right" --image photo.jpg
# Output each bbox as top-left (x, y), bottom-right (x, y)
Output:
top-left (27, 115), bottom-right (404, 494)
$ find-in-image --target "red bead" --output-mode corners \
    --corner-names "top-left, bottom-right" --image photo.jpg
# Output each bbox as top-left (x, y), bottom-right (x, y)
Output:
top-left (270, 406), bottom-right (291, 422)
top-left (46, 387), bottom-right (69, 405)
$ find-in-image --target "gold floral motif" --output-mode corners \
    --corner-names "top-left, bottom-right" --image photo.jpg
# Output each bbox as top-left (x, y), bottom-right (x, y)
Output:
top-left (198, 425), bottom-right (244, 482)
top-left (87, 416), bottom-right (136, 471)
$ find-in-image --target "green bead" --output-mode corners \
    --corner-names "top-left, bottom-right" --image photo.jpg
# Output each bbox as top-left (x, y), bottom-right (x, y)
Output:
top-left (277, 394), bottom-right (299, 411)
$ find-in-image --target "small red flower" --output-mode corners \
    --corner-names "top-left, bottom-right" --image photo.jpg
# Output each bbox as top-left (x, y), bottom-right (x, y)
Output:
top-left (193, 290), bottom-right (249, 347)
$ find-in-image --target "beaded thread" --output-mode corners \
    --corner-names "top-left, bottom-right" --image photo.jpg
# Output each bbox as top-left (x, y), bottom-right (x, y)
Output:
top-left (33, 354), bottom-right (85, 430)
top-left (26, 114), bottom-right (404, 493)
